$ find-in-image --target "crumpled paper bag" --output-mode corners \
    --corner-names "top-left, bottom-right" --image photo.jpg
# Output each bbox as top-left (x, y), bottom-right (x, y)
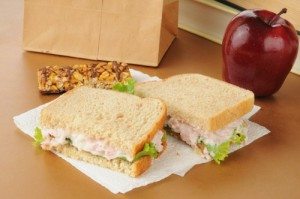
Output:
top-left (13, 69), bottom-right (270, 193)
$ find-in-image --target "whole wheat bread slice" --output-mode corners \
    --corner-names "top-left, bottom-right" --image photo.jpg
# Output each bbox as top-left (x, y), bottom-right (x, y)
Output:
top-left (40, 86), bottom-right (167, 176)
top-left (54, 144), bottom-right (153, 177)
top-left (135, 73), bottom-right (254, 131)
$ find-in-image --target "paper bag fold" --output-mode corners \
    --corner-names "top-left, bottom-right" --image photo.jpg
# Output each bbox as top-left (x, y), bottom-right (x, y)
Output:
top-left (23, 0), bottom-right (178, 66)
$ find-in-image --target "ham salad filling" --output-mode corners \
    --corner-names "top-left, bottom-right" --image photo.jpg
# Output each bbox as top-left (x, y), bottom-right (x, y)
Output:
top-left (40, 129), bottom-right (165, 162)
top-left (166, 117), bottom-right (248, 161)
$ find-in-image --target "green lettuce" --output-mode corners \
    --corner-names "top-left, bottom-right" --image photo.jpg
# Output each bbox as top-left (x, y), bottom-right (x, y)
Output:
top-left (133, 143), bottom-right (158, 162)
top-left (112, 78), bottom-right (136, 94)
top-left (161, 131), bottom-right (167, 142)
top-left (33, 127), bottom-right (44, 147)
top-left (231, 130), bottom-right (246, 145)
top-left (203, 130), bottom-right (246, 164)
top-left (125, 133), bottom-right (165, 162)
top-left (206, 141), bottom-right (231, 164)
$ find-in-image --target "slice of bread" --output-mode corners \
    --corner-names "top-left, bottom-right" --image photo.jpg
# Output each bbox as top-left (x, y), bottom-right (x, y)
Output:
top-left (40, 86), bottom-right (167, 160)
top-left (135, 74), bottom-right (254, 131)
top-left (54, 144), bottom-right (152, 177)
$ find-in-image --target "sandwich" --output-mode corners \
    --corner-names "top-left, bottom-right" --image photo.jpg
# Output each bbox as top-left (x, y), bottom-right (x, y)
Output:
top-left (34, 86), bottom-right (167, 177)
top-left (135, 74), bottom-right (254, 164)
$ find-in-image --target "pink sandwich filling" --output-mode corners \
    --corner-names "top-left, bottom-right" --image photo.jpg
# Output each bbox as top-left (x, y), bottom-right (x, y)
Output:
top-left (40, 129), bottom-right (164, 162)
top-left (166, 117), bottom-right (248, 158)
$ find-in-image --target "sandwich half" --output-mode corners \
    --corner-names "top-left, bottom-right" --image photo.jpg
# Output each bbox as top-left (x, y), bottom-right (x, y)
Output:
top-left (36, 86), bottom-right (167, 177)
top-left (135, 74), bottom-right (254, 164)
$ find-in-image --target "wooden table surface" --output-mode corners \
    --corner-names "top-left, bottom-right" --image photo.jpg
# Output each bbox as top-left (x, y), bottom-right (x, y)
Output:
top-left (1, 1), bottom-right (300, 198)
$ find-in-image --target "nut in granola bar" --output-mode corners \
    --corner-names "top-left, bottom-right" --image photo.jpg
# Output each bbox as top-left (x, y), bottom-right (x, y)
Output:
top-left (37, 61), bottom-right (131, 94)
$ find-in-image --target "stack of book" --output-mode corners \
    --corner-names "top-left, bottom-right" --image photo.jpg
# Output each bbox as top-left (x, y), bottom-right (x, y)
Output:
top-left (178, 0), bottom-right (300, 75)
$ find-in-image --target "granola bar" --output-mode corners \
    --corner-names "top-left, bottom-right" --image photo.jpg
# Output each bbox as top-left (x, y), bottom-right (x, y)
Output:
top-left (37, 61), bottom-right (131, 94)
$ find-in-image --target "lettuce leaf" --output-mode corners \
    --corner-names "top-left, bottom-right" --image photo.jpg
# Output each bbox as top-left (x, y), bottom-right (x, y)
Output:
top-left (33, 127), bottom-right (44, 147)
top-left (206, 141), bottom-right (230, 164)
top-left (133, 143), bottom-right (158, 162)
top-left (161, 131), bottom-right (167, 142)
top-left (205, 130), bottom-right (246, 164)
top-left (112, 78), bottom-right (136, 94)
top-left (231, 130), bottom-right (246, 145)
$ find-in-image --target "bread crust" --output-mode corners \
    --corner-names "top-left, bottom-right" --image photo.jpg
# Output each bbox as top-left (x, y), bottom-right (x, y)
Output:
top-left (132, 99), bottom-right (167, 155)
top-left (209, 96), bottom-right (254, 131)
top-left (52, 139), bottom-right (168, 177)
top-left (54, 144), bottom-right (151, 177)
top-left (132, 156), bottom-right (152, 177)
top-left (136, 73), bottom-right (254, 131)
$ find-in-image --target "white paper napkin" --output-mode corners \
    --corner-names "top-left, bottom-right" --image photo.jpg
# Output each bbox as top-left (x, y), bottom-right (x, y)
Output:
top-left (13, 69), bottom-right (270, 193)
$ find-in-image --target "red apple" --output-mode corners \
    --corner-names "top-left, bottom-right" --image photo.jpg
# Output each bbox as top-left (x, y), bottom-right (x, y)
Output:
top-left (222, 8), bottom-right (299, 97)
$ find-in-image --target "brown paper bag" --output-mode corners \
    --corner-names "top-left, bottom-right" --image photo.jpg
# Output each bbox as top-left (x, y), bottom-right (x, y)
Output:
top-left (23, 0), bottom-right (178, 66)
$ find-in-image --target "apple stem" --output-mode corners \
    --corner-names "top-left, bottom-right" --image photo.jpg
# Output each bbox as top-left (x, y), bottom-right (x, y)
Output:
top-left (268, 8), bottom-right (287, 26)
